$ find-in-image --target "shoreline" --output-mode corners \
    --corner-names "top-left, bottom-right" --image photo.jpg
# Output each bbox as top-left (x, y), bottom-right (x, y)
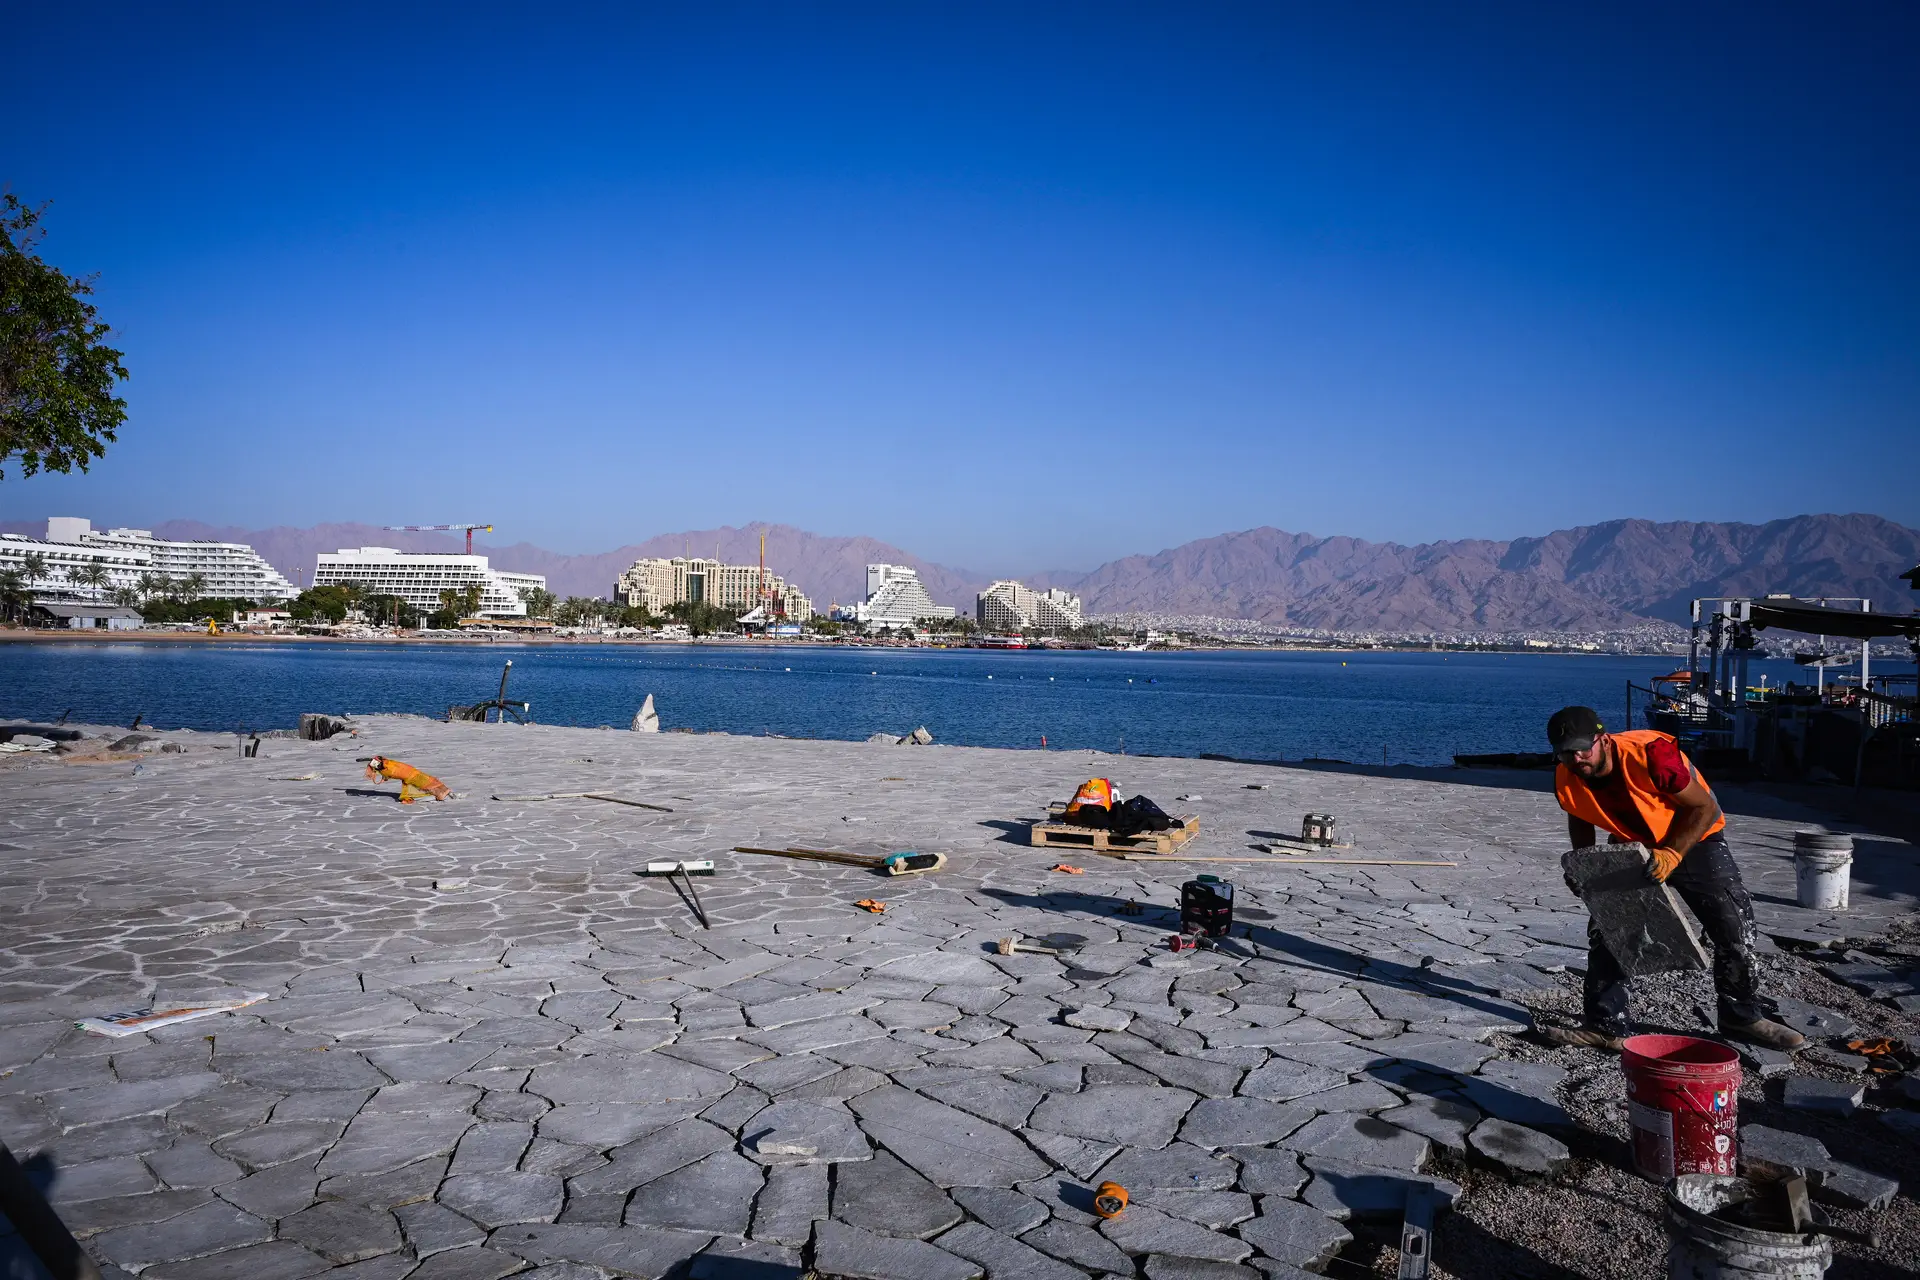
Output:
top-left (0, 628), bottom-right (1685, 657)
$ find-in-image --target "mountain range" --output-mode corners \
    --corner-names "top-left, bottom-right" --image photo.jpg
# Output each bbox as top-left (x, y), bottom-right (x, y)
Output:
top-left (4, 513), bottom-right (1916, 633)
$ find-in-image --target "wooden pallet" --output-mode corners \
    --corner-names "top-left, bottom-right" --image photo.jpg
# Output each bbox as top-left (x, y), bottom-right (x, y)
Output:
top-left (1030, 809), bottom-right (1200, 855)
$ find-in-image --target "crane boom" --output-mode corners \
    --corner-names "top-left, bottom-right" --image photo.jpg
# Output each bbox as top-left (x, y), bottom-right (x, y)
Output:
top-left (385, 523), bottom-right (494, 554)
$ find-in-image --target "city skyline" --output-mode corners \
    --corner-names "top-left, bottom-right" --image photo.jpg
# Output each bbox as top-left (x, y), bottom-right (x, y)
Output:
top-left (6, 4), bottom-right (1917, 568)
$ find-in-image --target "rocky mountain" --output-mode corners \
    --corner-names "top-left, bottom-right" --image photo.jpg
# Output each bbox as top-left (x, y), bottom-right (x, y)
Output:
top-left (1041, 514), bottom-right (1920, 630)
top-left (5, 512), bottom-right (1913, 631)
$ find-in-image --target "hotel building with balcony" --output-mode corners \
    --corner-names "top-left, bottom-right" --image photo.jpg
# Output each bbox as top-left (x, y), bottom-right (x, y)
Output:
top-left (313, 547), bottom-right (545, 619)
top-left (615, 557), bottom-right (813, 619)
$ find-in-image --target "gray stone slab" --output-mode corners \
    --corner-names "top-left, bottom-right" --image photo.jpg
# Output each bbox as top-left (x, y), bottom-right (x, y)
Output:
top-left (318, 1154), bottom-right (451, 1210)
top-left (141, 1240), bottom-right (334, 1280)
top-left (949, 1185), bottom-right (1049, 1235)
top-left (1133, 1189), bottom-right (1256, 1228)
top-left (277, 1199), bottom-right (404, 1263)
top-left (811, 1219), bottom-right (983, 1280)
top-left (402, 1245), bottom-right (528, 1280)
top-left (1782, 1076), bottom-right (1865, 1117)
top-left (876, 952), bottom-right (1008, 985)
top-left (1110, 1048), bottom-right (1246, 1098)
top-left (569, 1118), bottom-right (733, 1195)
top-left (1022, 1219), bottom-right (1134, 1273)
top-left (744, 1015), bottom-right (889, 1056)
top-left (494, 1223), bottom-right (716, 1276)
top-left (1288, 1081), bottom-right (1402, 1113)
top-left (1234, 1197), bottom-right (1352, 1271)
top-left (1299, 1156), bottom-right (1460, 1220)
top-left (1454, 1075), bottom-right (1575, 1133)
top-left (1144, 1257), bottom-right (1262, 1280)
top-left (1227, 1147), bottom-right (1308, 1197)
top-left (1029, 1085), bottom-right (1198, 1149)
top-left (537, 1101), bottom-right (694, 1147)
top-left (529, 1054), bottom-right (732, 1105)
top-left (849, 1086), bottom-right (1050, 1188)
top-left (917, 1075), bottom-right (1045, 1129)
top-left (319, 1110), bottom-right (474, 1176)
top-left (439, 1171), bottom-right (564, 1227)
top-left (936, 1222), bottom-right (1086, 1280)
top-left (1562, 843), bottom-right (1708, 976)
top-left (1737, 1124), bottom-right (1834, 1182)
top-left (92, 1200), bottom-right (274, 1271)
top-left (1064, 1006), bottom-right (1134, 1032)
top-left (625, 1150), bottom-right (764, 1235)
top-left (751, 1161), bottom-right (829, 1247)
top-left (1813, 1162), bottom-right (1900, 1211)
top-left (1178, 1098), bottom-right (1314, 1150)
top-left (1098, 1144), bottom-right (1239, 1191)
top-left (1237, 1061), bottom-right (1349, 1103)
top-left (832, 1149), bottom-right (962, 1239)
top-left (1024, 1131), bottom-right (1121, 1180)
top-left (396, 1200), bottom-right (488, 1256)
top-left (1377, 1097), bottom-right (1482, 1159)
top-left (689, 1236), bottom-right (806, 1278)
top-left (450, 1122), bottom-right (533, 1174)
top-left (1467, 1118), bottom-right (1569, 1179)
top-left (1100, 1204), bottom-right (1251, 1262)
top-left (214, 1158), bottom-right (323, 1218)
top-left (1282, 1113), bottom-right (1429, 1172)
top-left (741, 1099), bottom-right (871, 1164)
top-left (50, 1073), bottom-right (226, 1128)
top-left (1769, 997), bottom-right (1856, 1040)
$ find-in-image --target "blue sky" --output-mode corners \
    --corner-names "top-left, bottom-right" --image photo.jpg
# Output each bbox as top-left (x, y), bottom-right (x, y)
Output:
top-left (6, 3), bottom-right (1916, 572)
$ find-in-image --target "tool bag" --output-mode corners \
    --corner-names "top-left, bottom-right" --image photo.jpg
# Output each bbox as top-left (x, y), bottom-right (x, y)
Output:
top-left (1108, 795), bottom-right (1175, 836)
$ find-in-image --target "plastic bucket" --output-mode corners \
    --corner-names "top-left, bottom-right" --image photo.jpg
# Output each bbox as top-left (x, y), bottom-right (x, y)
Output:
top-left (1665, 1174), bottom-right (1831, 1279)
top-left (1792, 831), bottom-right (1852, 911)
top-left (1623, 1035), bottom-right (1742, 1181)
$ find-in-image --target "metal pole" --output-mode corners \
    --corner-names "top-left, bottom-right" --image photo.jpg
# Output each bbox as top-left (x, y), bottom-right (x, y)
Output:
top-left (494, 660), bottom-right (512, 724)
top-left (1861, 599), bottom-right (1871, 692)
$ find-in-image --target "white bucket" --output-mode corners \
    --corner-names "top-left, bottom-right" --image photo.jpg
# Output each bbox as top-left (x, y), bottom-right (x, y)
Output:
top-left (1792, 830), bottom-right (1853, 911)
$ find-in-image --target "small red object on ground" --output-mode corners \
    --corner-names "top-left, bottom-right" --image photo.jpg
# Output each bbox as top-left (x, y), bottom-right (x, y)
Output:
top-left (853, 899), bottom-right (887, 913)
top-left (1049, 864), bottom-right (1085, 874)
top-left (1621, 1034), bottom-right (1741, 1180)
top-left (1166, 934), bottom-right (1196, 953)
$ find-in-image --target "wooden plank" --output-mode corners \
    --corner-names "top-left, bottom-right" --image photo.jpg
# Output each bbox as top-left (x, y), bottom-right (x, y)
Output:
top-left (1105, 854), bottom-right (1458, 865)
top-left (1029, 819), bottom-right (1198, 855)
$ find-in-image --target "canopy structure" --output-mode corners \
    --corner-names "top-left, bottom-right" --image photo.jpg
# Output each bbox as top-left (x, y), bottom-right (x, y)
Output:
top-left (1746, 600), bottom-right (1920, 641)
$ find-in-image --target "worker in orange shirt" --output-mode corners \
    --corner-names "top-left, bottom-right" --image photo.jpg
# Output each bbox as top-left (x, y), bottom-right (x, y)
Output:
top-left (1546, 706), bottom-right (1803, 1053)
top-left (363, 755), bottom-right (453, 803)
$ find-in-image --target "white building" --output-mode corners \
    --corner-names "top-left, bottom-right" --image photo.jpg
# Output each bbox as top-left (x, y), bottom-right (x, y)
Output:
top-left (313, 548), bottom-right (545, 619)
top-left (0, 529), bottom-right (152, 598)
top-left (856, 564), bottom-right (956, 630)
top-left (47, 518), bottom-right (296, 601)
top-left (977, 580), bottom-right (1083, 632)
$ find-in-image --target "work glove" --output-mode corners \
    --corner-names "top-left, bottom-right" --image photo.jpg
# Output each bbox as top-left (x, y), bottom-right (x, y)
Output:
top-left (1563, 869), bottom-right (1582, 898)
top-left (1647, 846), bottom-right (1684, 884)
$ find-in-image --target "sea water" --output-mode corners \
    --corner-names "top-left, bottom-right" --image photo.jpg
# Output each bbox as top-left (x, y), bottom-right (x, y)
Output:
top-left (0, 641), bottom-right (1852, 765)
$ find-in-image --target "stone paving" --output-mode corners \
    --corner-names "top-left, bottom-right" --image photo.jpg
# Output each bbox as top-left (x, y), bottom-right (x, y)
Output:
top-left (1, 716), bottom-right (1916, 1279)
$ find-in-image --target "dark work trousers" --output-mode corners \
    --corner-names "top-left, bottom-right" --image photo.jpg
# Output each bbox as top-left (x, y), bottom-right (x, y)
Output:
top-left (1585, 834), bottom-right (1763, 1031)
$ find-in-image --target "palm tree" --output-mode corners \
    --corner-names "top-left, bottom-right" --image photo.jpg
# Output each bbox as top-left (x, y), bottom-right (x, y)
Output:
top-left (0, 569), bottom-right (27, 623)
top-left (136, 571), bottom-right (160, 602)
top-left (75, 562), bottom-right (110, 598)
top-left (111, 585), bottom-right (141, 611)
top-left (19, 551), bottom-right (49, 593)
top-left (183, 572), bottom-right (208, 602)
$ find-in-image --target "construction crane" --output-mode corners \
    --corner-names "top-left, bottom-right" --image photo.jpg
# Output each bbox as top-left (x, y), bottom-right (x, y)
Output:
top-left (385, 523), bottom-right (493, 554)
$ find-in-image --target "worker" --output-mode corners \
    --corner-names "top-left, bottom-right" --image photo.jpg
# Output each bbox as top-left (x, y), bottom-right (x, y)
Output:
top-left (363, 755), bottom-right (452, 803)
top-left (1545, 706), bottom-right (1804, 1052)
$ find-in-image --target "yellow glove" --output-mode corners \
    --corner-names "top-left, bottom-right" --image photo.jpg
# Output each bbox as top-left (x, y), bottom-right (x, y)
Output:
top-left (1648, 846), bottom-right (1684, 883)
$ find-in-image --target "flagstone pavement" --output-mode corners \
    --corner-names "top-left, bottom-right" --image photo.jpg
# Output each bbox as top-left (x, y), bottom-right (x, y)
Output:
top-left (1, 716), bottom-right (1914, 1279)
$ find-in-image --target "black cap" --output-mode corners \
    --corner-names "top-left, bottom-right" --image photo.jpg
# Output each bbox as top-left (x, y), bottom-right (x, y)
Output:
top-left (1547, 706), bottom-right (1604, 753)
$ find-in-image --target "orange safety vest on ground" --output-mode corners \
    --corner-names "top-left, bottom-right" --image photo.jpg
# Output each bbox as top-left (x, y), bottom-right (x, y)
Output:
top-left (1065, 777), bottom-right (1115, 818)
top-left (1554, 729), bottom-right (1724, 846)
top-left (367, 757), bottom-right (450, 799)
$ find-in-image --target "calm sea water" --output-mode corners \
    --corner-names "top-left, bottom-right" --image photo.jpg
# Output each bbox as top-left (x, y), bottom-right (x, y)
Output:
top-left (4, 640), bottom-right (1877, 764)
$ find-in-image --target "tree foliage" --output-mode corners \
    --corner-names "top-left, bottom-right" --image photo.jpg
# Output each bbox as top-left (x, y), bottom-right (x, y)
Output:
top-left (289, 585), bottom-right (353, 623)
top-left (1, 195), bottom-right (128, 480)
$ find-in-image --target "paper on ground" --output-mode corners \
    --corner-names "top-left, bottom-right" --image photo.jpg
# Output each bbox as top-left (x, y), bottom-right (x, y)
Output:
top-left (78, 991), bottom-right (270, 1037)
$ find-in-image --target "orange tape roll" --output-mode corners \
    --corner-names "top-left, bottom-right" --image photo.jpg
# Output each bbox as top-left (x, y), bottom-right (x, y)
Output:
top-left (1094, 1181), bottom-right (1128, 1218)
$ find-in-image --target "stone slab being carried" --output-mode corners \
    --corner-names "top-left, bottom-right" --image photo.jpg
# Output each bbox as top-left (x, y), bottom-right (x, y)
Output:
top-left (1561, 842), bottom-right (1708, 976)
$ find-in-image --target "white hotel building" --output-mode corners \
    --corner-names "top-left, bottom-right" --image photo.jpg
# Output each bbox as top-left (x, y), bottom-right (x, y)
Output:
top-left (0, 518), bottom-right (295, 602)
top-left (313, 547), bottom-right (545, 619)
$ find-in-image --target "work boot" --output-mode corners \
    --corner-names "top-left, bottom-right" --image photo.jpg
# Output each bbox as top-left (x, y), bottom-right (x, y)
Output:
top-left (1721, 1017), bottom-right (1807, 1051)
top-left (1540, 1023), bottom-right (1628, 1052)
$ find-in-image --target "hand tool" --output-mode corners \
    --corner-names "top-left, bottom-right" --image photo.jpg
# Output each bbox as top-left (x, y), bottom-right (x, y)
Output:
top-left (996, 937), bottom-right (1071, 957)
top-left (732, 846), bottom-right (947, 876)
top-left (636, 860), bottom-right (712, 928)
top-left (496, 792), bottom-right (674, 811)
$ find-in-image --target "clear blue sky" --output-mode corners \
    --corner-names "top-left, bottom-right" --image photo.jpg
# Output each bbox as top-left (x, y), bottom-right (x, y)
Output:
top-left (6, 2), bottom-right (1916, 572)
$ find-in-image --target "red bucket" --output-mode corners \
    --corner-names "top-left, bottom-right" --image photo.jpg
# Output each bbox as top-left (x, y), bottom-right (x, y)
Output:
top-left (1621, 1034), bottom-right (1741, 1180)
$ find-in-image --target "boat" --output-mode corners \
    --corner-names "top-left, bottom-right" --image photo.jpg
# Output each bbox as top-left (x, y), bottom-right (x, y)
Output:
top-left (976, 634), bottom-right (1028, 649)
